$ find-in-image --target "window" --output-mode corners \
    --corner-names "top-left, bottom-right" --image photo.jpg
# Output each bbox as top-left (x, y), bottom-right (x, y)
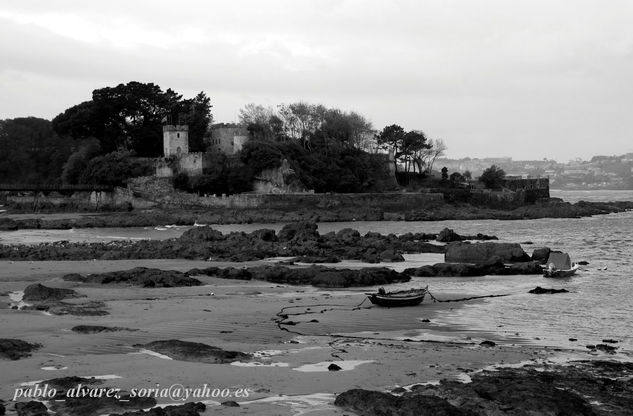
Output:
top-left (177, 133), bottom-right (180, 138)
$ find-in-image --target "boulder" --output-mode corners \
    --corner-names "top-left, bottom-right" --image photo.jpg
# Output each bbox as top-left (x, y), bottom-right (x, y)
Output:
top-left (23, 284), bottom-right (80, 301)
top-left (437, 228), bottom-right (462, 242)
top-left (531, 247), bottom-right (551, 264)
top-left (445, 242), bottom-right (530, 264)
top-left (251, 228), bottom-right (277, 242)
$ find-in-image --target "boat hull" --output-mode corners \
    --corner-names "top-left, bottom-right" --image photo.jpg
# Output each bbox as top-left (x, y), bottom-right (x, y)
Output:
top-left (368, 291), bottom-right (426, 307)
top-left (543, 265), bottom-right (579, 278)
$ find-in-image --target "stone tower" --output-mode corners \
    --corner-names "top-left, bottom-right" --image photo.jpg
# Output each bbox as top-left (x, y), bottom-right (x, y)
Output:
top-left (163, 125), bottom-right (189, 157)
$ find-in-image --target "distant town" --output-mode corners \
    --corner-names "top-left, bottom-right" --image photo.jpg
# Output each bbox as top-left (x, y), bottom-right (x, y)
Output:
top-left (436, 153), bottom-right (633, 190)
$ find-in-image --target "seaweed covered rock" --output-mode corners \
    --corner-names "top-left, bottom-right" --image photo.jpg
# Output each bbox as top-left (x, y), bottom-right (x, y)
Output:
top-left (64, 267), bottom-right (202, 288)
top-left (335, 389), bottom-right (471, 416)
top-left (0, 339), bottom-right (41, 360)
top-left (136, 340), bottom-right (250, 364)
top-left (277, 222), bottom-right (319, 242)
top-left (23, 283), bottom-right (81, 301)
top-left (109, 402), bottom-right (206, 416)
top-left (445, 242), bottom-right (530, 264)
top-left (197, 265), bottom-right (411, 287)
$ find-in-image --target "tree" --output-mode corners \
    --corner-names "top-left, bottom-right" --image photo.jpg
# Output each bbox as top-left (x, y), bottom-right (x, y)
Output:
top-left (376, 124), bottom-right (406, 173)
top-left (441, 167), bottom-right (449, 181)
top-left (463, 170), bottom-right (472, 180)
top-left (0, 117), bottom-right (74, 184)
top-left (479, 165), bottom-right (506, 189)
top-left (52, 82), bottom-right (213, 157)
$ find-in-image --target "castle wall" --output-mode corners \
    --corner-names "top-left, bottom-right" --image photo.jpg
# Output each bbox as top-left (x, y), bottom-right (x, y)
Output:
top-left (209, 126), bottom-right (249, 155)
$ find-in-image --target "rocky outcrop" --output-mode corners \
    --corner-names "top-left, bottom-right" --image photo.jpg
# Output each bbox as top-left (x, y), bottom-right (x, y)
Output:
top-left (436, 228), bottom-right (498, 243)
top-left (445, 242), bottom-right (531, 264)
top-left (23, 283), bottom-right (81, 301)
top-left (0, 339), bottom-right (41, 360)
top-left (0, 222), bottom-right (443, 262)
top-left (188, 265), bottom-right (411, 288)
top-left (71, 325), bottom-right (137, 334)
top-left (64, 267), bottom-right (202, 288)
top-left (335, 389), bottom-right (472, 416)
top-left (109, 402), bottom-right (206, 416)
top-left (15, 401), bottom-right (48, 416)
top-left (336, 360), bottom-right (633, 416)
top-left (135, 340), bottom-right (250, 364)
top-left (405, 259), bottom-right (542, 277)
top-left (529, 286), bottom-right (569, 294)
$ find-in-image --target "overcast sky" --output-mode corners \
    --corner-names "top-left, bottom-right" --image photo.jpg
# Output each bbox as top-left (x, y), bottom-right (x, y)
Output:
top-left (1, 0), bottom-right (632, 161)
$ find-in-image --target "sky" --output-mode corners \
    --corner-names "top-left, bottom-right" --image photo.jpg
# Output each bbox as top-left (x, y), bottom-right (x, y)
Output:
top-left (1, 0), bottom-right (633, 162)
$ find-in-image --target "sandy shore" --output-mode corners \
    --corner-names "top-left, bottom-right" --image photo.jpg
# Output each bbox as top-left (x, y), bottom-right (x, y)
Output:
top-left (0, 260), bottom-right (596, 415)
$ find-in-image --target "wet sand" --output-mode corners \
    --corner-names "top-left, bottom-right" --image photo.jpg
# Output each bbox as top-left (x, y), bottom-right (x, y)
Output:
top-left (0, 260), bottom-right (579, 415)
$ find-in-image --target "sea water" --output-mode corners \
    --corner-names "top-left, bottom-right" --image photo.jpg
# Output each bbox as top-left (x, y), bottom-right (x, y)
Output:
top-left (1, 190), bottom-right (632, 352)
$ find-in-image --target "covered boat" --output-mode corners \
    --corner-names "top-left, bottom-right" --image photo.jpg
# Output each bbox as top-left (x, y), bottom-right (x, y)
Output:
top-left (543, 252), bottom-right (579, 278)
top-left (367, 287), bottom-right (428, 307)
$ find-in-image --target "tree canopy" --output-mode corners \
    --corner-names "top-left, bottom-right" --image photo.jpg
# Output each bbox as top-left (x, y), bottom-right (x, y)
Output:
top-left (52, 81), bottom-right (212, 157)
top-left (479, 165), bottom-right (506, 189)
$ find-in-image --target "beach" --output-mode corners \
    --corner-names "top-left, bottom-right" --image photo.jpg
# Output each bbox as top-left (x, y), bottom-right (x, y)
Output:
top-left (0, 257), bottom-right (624, 415)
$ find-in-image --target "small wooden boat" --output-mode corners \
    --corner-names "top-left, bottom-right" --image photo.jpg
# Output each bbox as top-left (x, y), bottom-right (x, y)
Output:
top-left (367, 287), bottom-right (428, 307)
top-left (543, 251), bottom-right (579, 278)
top-left (543, 264), bottom-right (579, 278)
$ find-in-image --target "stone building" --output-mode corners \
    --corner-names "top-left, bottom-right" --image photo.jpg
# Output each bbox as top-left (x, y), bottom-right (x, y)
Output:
top-left (163, 125), bottom-right (189, 156)
top-left (155, 124), bottom-right (212, 177)
top-left (208, 124), bottom-right (249, 155)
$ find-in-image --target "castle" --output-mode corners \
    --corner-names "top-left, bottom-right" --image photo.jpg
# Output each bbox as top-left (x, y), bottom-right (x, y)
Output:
top-left (155, 124), bottom-right (249, 178)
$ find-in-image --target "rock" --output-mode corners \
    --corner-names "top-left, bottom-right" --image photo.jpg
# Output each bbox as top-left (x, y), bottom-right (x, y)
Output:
top-left (405, 259), bottom-right (542, 277)
top-left (277, 222), bottom-right (319, 242)
top-left (528, 286), bottom-right (569, 294)
top-left (480, 340), bottom-right (496, 347)
top-left (602, 339), bottom-right (619, 344)
top-left (0, 339), bottom-right (41, 360)
top-left (569, 338), bottom-right (578, 341)
top-left (179, 226), bottom-right (224, 242)
top-left (108, 402), bottom-right (205, 415)
top-left (445, 242), bottom-right (531, 264)
top-left (136, 340), bottom-right (250, 364)
top-left (596, 344), bottom-right (618, 353)
top-left (0, 402), bottom-right (4, 416)
top-left (0, 218), bottom-right (18, 231)
top-left (335, 228), bottom-right (361, 243)
top-left (531, 247), bottom-right (551, 264)
top-left (578, 260), bottom-right (590, 265)
top-left (65, 267), bottom-right (202, 288)
top-left (23, 283), bottom-right (80, 301)
top-left (221, 401), bottom-right (240, 407)
top-left (290, 255), bottom-right (341, 263)
top-left (335, 389), bottom-right (471, 416)
top-left (328, 363), bottom-right (342, 371)
top-left (379, 250), bottom-right (405, 262)
top-left (71, 325), bottom-right (137, 334)
top-left (15, 401), bottom-right (48, 416)
top-left (437, 228), bottom-right (462, 242)
top-left (251, 228), bottom-right (277, 242)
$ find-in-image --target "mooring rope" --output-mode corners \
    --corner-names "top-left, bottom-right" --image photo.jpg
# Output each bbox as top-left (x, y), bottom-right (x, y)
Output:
top-left (426, 289), bottom-right (510, 303)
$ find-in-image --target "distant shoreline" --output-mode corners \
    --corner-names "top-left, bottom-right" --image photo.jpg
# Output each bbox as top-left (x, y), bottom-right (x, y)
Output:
top-left (1, 199), bottom-right (632, 230)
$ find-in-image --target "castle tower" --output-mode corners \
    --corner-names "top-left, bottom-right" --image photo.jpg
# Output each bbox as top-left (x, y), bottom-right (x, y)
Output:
top-left (163, 125), bottom-right (189, 157)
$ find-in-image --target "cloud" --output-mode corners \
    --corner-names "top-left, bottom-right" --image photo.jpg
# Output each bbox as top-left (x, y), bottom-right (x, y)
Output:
top-left (1, 0), bottom-right (633, 160)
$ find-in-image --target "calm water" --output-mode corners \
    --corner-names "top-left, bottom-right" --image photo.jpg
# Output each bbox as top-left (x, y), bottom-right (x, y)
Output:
top-left (1, 190), bottom-right (632, 353)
